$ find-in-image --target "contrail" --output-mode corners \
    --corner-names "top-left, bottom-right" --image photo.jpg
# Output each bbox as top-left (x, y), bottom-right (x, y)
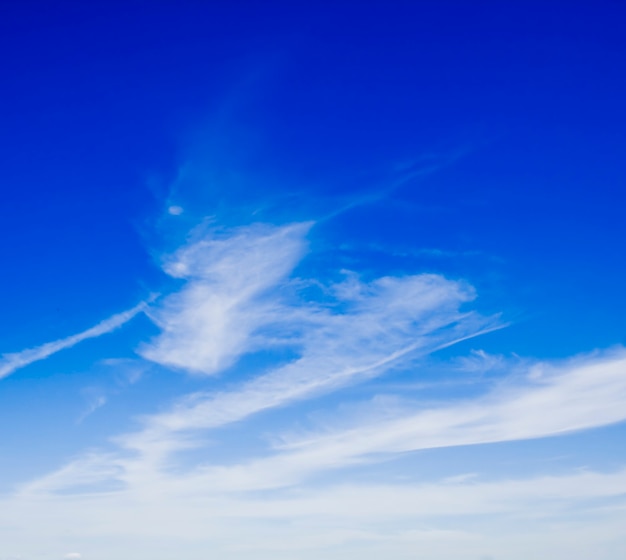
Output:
top-left (0, 298), bottom-right (154, 380)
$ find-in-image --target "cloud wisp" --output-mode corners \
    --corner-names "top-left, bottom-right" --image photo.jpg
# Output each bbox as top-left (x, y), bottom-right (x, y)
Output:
top-left (19, 349), bottom-right (626, 503)
top-left (148, 348), bottom-right (626, 493)
top-left (139, 221), bottom-right (313, 375)
top-left (0, 300), bottom-right (151, 380)
top-left (118, 221), bottom-right (501, 459)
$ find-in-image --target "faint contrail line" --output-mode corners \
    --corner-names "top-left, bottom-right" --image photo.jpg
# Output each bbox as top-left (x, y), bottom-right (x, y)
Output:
top-left (0, 297), bottom-right (156, 380)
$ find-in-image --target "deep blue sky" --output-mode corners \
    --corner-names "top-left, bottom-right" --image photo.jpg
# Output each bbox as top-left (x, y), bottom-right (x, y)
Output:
top-left (1, 1), bottom-right (624, 355)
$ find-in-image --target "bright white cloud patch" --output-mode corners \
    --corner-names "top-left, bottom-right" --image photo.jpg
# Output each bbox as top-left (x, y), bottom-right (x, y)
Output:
top-left (139, 222), bottom-right (312, 374)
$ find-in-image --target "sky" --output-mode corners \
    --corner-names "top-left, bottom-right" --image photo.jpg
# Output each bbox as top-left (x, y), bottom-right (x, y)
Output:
top-left (1, 1), bottom-right (626, 559)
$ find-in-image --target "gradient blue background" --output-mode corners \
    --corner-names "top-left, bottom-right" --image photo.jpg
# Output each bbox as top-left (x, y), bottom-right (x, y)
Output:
top-left (1, 2), bottom-right (625, 559)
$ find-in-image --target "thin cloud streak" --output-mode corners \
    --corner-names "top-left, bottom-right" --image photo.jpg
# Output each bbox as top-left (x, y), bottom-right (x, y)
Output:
top-left (175, 349), bottom-right (626, 492)
top-left (20, 350), bottom-right (626, 499)
top-left (0, 300), bottom-right (151, 380)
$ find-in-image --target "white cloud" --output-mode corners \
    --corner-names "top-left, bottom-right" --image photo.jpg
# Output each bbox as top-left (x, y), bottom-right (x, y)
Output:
top-left (0, 300), bottom-right (150, 380)
top-left (21, 349), bottom-right (626, 501)
top-left (188, 349), bottom-right (626, 491)
top-left (126, 290), bottom-right (496, 458)
top-left (138, 221), bottom-right (313, 375)
top-left (125, 221), bottom-right (498, 458)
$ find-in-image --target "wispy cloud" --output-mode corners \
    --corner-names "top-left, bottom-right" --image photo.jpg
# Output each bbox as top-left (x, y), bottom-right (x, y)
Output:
top-left (15, 222), bottom-right (626, 502)
top-left (122, 221), bottom-right (498, 458)
top-left (0, 300), bottom-right (151, 380)
top-left (25, 342), bottom-right (626, 501)
top-left (76, 393), bottom-right (108, 424)
top-left (319, 149), bottom-right (471, 223)
top-left (50, 348), bottom-right (619, 496)
top-left (139, 221), bottom-right (312, 375)
top-left (13, 220), bottom-right (500, 497)
top-left (190, 349), bottom-right (626, 491)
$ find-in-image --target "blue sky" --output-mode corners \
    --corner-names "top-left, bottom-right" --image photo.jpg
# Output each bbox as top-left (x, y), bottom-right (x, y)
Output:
top-left (1, 1), bottom-right (626, 559)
